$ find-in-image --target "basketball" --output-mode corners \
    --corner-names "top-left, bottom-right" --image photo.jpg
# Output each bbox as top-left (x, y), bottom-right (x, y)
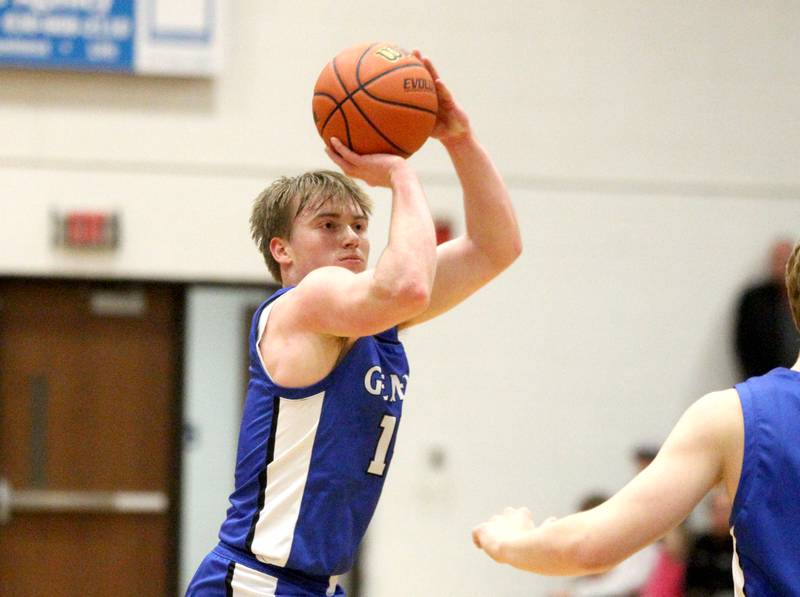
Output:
top-left (312, 42), bottom-right (439, 157)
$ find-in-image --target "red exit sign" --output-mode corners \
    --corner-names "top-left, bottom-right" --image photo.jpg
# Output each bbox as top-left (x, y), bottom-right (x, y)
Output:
top-left (53, 211), bottom-right (120, 250)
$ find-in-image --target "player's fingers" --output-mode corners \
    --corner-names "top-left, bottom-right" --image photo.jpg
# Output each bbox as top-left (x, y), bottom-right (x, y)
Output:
top-left (419, 53), bottom-right (441, 80)
top-left (412, 49), bottom-right (441, 82)
top-left (471, 526), bottom-right (484, 549)
top-left (433, 79), bottom-right (453, 104)
top-left (325, 146), bottom-right (347, 168)
top-left (330, 137), bottom-right (362, 163)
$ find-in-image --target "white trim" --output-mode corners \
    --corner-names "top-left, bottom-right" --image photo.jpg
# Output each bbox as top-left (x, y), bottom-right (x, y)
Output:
top-left (730, 526), bottom-right (746, 597)
top-left (252, 391), bottom-right (326, 567)
top-left (256, 295), bottom-right (289, 383)
top-left (230, 561), bottom-right (278, 596)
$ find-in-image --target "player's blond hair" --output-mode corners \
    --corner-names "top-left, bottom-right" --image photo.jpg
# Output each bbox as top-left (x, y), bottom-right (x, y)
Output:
top-left (787, 239), bottom-right (800, 332)
top-left (250, 170), bottom-right (372, 284)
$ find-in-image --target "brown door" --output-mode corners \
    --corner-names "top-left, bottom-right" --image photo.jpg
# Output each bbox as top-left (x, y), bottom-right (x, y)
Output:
top-left (0, 279), bottom-right (182, 597)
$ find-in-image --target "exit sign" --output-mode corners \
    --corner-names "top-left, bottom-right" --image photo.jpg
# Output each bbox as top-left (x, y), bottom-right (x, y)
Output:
top-left (53, 211), bottom-right (120, 250)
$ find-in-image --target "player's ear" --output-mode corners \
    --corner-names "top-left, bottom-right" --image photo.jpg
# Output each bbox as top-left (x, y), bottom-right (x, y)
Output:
top-left (270, 237), bottom-right (292, 266)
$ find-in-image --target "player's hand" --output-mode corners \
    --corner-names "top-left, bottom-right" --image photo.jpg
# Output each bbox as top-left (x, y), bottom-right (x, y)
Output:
top-left (472, 506), bottom-right (538, 563)
top-left (325, 138), bottom-right (409, 188)
top-left (413, 50), bottom-right (471, 145)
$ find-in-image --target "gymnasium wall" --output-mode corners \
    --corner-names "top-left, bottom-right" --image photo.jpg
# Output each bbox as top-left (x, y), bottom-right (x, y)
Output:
top-left (2, 2), bottom-right (799, 596)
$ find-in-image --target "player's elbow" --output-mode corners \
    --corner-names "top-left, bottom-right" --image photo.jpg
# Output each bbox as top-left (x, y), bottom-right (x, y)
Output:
top-left (393, 276), bottom-right (431, 314)
top-left (373, 268), bottom-right (431, 317)
top-left (507, 234), bottom-right (523, 264)
top-left (485, 231), bottom-right (522, 272)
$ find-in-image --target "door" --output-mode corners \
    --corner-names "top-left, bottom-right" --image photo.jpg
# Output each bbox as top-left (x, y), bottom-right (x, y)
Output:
top-left (0, 279), bottom-right (182, 596)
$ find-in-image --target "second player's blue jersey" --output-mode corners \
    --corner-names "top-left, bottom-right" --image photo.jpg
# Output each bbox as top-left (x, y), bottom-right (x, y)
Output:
top-left (731, 367), bottom-right (800, 596)
top-left (218, 287), bottom-right (409, 578)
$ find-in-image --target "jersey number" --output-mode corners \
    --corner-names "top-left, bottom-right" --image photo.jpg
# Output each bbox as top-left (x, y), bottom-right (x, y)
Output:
top-left (367, 415), bottom-right (397, 476)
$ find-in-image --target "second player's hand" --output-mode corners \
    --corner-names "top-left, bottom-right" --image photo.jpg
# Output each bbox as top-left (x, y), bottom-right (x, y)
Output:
top-left (326, 138), bottom-right (408, 188)
top-left (472, 506), bottom-right (539, 563)
top-left (413, 50), bottom-right (471, 144)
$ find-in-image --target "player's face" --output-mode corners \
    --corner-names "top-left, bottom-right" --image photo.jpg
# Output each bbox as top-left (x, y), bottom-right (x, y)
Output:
top-left (287, 198), bottom-right (370, 278)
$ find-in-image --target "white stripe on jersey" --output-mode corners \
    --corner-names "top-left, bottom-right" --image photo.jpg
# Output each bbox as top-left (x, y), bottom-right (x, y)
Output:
top-left (731, 526), bottom-right (746, 597)
top-left (252, 391), bottom-right (326, 567)
top-left (230, 561), bottom-right (278, 596)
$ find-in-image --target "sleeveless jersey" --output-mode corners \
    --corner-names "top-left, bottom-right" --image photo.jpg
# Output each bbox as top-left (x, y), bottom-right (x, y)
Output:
top-left (731, 367), bottom-right (800, 596)
top-left (218, 287), bottom-right (409, 577)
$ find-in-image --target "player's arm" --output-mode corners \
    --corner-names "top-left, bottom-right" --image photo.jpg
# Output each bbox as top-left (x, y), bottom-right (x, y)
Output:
top-left (280, 140), bottom-right (438, 338)
top-left (400, 53), bottom-right (522, 329)
top-left (472, 389), bottom-right (743, 576)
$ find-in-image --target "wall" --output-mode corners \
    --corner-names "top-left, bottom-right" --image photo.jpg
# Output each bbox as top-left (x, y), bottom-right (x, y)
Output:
top-left (1, 1), bottom-right (799, 595)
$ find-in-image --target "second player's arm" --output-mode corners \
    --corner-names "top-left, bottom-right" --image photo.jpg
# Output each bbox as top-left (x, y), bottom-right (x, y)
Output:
top-left (473, 389), bottom-right (743, 575)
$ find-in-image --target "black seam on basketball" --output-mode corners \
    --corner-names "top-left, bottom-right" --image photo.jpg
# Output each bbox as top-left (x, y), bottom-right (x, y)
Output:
top-left (359, 85), bottom-right (438, 116)
top-left (324, 48), bottom-right (429, 155)
top-left (324, 62), bottom-right (426, 129)
top-left (348, 94), bottom-right (411, 156)
top-left (358, 63), bottom-right (426, 92)
top-left (355, 42), bottom-right (379, 90)
top-left (356, 56), bottom-right (437, 116)
top-left (330, 58), bottom-right (353, 149)
top-left (316, 91), bottom-right (352, 146)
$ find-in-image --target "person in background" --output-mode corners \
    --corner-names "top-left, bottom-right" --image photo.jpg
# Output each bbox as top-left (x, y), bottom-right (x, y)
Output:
top-left (684, 489), bottom-right (734, 597)
top-left (735, 239), bottom-right (799, 378)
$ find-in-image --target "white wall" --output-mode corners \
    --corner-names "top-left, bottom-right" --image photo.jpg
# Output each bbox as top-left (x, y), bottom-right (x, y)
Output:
top-left (1, 1), bottom-right (799, 596)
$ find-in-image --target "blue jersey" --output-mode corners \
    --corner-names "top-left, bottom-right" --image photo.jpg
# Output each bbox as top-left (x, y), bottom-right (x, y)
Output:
top-left (218, 287), bottom-right (409, 579)
top-left (731, 367), bottom-right (800, 596)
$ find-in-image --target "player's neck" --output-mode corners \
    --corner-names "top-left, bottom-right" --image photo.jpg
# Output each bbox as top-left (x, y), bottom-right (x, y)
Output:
top-left (792, 353), bottom-right (800, 372)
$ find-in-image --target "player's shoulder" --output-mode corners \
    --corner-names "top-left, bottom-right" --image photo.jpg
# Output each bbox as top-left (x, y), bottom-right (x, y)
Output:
top-left (268, 267), bottom-right (359, 335)
top-left (690, 389), bottom-right (741, 423)
top-left (686, 389), bottom-right (743, 448)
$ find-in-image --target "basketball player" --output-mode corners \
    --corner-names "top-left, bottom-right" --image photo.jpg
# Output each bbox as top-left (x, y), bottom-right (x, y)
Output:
top-left (472, 240), bottom-right (800, 596)
top-left (186, 52), bottom-right (521, 596)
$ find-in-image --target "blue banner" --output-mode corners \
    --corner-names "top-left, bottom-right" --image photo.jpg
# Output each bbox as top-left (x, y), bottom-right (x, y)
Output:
top-left (0, 0), bottom-right (135, 72)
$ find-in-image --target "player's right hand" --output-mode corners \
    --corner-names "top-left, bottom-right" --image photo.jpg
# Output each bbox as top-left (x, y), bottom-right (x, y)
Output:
top-left (471, 506), bottom-right (537, 564)
top-left (325, 138), bottom-right (410, 188)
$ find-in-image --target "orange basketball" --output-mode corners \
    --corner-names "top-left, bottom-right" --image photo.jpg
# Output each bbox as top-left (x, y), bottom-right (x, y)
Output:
top-left (312, 42), bottom-right (438, 157)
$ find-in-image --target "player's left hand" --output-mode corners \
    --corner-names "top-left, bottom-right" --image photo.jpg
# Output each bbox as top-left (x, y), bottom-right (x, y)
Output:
top-left (325, 137), bottom-right (408, 188)
top-left (472, 506), bottom-right (538, 563)
top-left (412, 50), bottom-right (471, 144)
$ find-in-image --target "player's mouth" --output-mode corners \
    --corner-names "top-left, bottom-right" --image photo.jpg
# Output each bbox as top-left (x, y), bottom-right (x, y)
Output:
top-left (339, 254), bottom-right (363, 264)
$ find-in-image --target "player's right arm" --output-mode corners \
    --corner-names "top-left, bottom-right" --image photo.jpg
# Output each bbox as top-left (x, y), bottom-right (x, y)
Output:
top-left (472, 389), bottom-right (744, 576)
top-left (280, 139), bottom-right (438, 339)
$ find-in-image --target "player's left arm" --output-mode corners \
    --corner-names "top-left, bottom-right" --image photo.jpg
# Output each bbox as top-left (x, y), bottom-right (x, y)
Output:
top-left (472, 389), bottom-right (743, 576)
top-left (400, 52), bottom-right (522, 329)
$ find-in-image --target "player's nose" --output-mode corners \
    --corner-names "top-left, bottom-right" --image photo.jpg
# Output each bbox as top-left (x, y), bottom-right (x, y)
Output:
top-left (342, 225), bottom-right (360, 247)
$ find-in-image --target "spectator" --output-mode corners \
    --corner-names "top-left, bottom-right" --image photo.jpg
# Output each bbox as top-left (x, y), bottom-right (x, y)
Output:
top-left (735, 239), bottom-right (799, 378)
top-left (684, 489), bottom-right (734, 597)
